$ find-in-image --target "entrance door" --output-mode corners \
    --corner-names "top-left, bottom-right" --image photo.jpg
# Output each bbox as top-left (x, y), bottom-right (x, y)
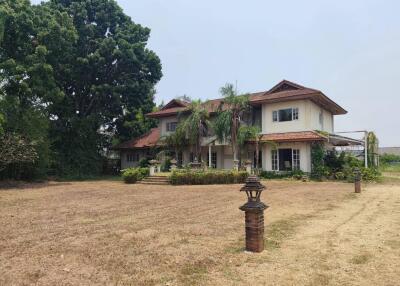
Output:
top-left (279, 149), bottom-right (292, 171)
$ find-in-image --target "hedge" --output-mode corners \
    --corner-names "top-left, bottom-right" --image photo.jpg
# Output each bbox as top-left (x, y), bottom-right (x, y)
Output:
top-left (169, 170), bottom-right (249, 185)
top-left (121, 167), bottom-right (149, 184)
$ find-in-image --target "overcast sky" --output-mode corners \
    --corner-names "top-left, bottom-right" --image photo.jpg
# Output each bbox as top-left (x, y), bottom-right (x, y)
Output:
top-left (32, 0), bottom-right (400, 147)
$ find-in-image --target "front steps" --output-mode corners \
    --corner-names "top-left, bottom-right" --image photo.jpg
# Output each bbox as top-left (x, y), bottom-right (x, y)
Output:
top-left (138, 175), bottom-right (170, 185)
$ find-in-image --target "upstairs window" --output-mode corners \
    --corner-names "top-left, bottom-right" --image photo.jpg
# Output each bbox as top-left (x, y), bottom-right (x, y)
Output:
top-left (272, 108), bottom-right (299, 122)
top-left (166, 122), bottom-right (178, 132)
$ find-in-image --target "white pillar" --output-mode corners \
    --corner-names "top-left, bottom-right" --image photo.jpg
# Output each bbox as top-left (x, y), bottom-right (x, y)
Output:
top-left (208, 144), bottom-right (212, 168)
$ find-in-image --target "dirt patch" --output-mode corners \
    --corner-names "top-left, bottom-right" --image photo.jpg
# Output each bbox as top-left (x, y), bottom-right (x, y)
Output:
top-left (0, 180), bottom-right (398, 285)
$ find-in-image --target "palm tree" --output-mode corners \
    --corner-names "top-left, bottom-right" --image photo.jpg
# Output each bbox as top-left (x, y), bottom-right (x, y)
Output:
top-left (238, 125), bottom-right (276, 174)
top-left (179, 100), bottom-right (209, 161)
top-left (238, 125), bottom-right (261, 166)
top-left (159, 125), bottom-right (187, 159)
top-left (213, 83), bottom-right (249, 162)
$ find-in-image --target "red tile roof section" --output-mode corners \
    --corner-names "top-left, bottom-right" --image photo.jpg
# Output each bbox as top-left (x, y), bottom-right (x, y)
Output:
top-left (146, 80), bottom-right (347, 118)
top-left (112, 128), bottom-right (161, 149)
top-left (257, 131), bottom-right (326, 143)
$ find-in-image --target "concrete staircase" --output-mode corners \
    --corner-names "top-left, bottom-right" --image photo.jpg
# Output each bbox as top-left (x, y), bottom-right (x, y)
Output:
top-left (138, 175), bottom-right (170, 185)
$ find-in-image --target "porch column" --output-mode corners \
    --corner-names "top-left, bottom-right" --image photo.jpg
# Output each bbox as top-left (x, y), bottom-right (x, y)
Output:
top-left (208, 144), bottom-right (212, 168)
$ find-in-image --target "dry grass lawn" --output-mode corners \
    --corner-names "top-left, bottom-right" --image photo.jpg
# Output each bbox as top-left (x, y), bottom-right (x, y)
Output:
top-left (0, 179), bottom-right (399, 286)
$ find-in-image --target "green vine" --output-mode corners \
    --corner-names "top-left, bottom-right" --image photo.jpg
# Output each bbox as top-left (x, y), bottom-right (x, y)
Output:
top-left (311, 142), bottom-right (326, 179)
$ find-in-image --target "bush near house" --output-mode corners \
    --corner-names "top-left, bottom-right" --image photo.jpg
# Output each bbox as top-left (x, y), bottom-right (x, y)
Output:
top-left (122, 168), bottom-right (150, 184)
top-left (310, 146), bottom-right (381, 182)
top-left (260, 170), bottom-right (305, 180)
top-left (169, 170), bottom-right (248, 185)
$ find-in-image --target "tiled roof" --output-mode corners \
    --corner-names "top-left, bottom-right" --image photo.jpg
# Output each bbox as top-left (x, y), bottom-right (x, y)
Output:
top-left (146, 80), bottom-right (347, 118)
top-left (258, 131), bottom-right (326, 142)
top-left (145, 106), bottom-right (187, 118)
top-left (112, 128), bottom-right (161, 149)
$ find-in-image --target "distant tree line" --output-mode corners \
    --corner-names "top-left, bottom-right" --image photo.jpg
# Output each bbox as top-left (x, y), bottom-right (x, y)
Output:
top-left (0, 0), bottom-right (162, 179)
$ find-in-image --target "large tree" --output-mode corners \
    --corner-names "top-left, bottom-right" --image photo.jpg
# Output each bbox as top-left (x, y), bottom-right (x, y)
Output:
top-left (0, 0), bottom-right (162, 178)
top-left (0, 0), bottom-right (76, 178)
top-left (42, 0), bottom-right (162, 176)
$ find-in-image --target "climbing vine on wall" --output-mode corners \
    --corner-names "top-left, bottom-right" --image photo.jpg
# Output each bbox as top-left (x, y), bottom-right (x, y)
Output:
top-left (311, 142), bottom-right (326, 179)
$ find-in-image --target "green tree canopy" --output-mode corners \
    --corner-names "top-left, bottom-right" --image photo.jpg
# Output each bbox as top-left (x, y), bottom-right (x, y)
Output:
top-left (0, 0), bottom-right (77, 178)
top-left (213, 83), bottom-right (249, 161)
top-left (178, 100), bottom-right (209, 160)
top-left (0, 0), bottom-right (162, 178)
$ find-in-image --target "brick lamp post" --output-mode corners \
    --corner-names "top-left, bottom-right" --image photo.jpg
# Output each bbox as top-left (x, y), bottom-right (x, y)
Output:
top-left (354, 168), bottom-right (361, 193)
top-left (239, 175), bottom-right (269, 253)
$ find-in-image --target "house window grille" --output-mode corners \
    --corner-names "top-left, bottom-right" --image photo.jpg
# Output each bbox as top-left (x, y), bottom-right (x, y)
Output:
top-left (127, 153), bottom-right (139, 162)
top-left (166, 122), bottom-right (178, 132)
top-left (292, 149), bottom-right (300, 170)
top-left (271, 150), bottom-right (278, 171)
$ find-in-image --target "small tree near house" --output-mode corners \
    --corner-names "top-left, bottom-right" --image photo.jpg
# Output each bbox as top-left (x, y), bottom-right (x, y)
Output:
top-left (213, 83), bottom-right (250, 163)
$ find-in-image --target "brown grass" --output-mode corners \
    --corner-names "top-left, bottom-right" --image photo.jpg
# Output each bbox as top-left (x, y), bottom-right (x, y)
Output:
top-left (0, 180), bottom-right (399, 285)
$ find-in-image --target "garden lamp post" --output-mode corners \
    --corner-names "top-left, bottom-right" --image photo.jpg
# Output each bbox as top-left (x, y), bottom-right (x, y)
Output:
top-left (354, 168), bottom-right (361, 193)
top-left (170, 159), bottom-right (177, 171)
top-left (239, 175), bottom-right (268, 253)
top-left (244, 160), bottom-right (252, 174)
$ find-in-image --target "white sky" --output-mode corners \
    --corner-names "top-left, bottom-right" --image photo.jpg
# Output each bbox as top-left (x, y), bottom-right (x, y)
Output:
top-left (32, 0), bottom-right (400, 147)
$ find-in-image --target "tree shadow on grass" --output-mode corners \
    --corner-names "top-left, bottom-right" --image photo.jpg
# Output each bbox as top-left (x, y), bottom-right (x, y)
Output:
top-left (0, 180), bottom-right (72, 191)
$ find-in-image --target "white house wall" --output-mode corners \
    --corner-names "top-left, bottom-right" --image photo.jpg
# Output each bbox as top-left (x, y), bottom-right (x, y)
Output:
top-left (262, 142), bottom-right (312, 172)
top-left (261, 99), bottom-right (334, 134)
top-left (159, 116), bottom-right (179, 137)
top-left (308, 101), bottom-right (334, 133)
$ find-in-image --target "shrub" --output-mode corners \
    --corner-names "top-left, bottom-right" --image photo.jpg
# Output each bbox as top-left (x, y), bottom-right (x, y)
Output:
top-left (259, 170), bottom-right (305, 180)
top-left (260, 171), bottom-right (291, 179)
top-left (161, 157), bottom-right (171, 172)
top-left (122, 167), bottom-right (149, 184)
top-left (138, 158), bottom-right (150, 168)
top-left (380, 153), bottom-right (400, 164)
top-left (169, 170), bottom-right (248, 185)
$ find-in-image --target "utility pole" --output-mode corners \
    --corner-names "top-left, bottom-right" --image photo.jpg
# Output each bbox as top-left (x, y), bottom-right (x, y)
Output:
top-left (364, 131), bottom-right (368, 168)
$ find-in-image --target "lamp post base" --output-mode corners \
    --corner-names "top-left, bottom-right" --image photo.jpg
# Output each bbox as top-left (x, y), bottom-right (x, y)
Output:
top-left (243, 209), bottom-right (265, 253)
top-left (355, 180), bottom-right (361, 193)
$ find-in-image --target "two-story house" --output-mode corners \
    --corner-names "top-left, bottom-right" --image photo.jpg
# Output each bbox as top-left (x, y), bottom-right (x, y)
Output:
top-left (114, 80), bottom-right (362, 172)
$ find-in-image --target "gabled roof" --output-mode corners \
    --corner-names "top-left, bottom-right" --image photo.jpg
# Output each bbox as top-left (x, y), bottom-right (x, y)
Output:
top-left (146, 79), bottom-right (347, 118)
top-left (161, 99), bottom-right (190, 110)
top-left (250, 80), bottom-right (346, 115)
top-left (266, 79), bottom-right (309, 94)
top-left (112, 128), bottom-right (160, 149)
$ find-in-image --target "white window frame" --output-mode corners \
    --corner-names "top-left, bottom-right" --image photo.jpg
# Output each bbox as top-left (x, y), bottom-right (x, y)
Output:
top-left (293, 108), bottom-right (299, 120)
top-left (166, 122), bottom-right (178, 132)
top-left (271, 148), bottom-right (301, 171)
top-left (272, 111), bottom-right (278, 122)
top-left (127, 153), bottom-right (139, 162)
top-left (292, 149), bottom-right (300, 170)
top-left (207, 152), bottom-right (217, 168)
top-left (272, 108), bottom-right (299, 122)
top-left (271, 150), bottom-right (278, 171)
